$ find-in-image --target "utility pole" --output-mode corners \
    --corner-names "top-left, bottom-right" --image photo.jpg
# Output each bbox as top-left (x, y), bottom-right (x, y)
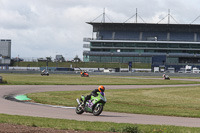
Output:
top-left (17, 54), bottom-right (19, 66)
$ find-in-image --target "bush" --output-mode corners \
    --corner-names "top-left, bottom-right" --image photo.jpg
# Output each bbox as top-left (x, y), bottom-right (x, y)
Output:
top-left (121, 125), bottom-right (140, 133)
top-left (0, 80), bottom-right (8, 84)
top-left (3, 80), bottom-right (8, 84)
top-left (109, 125), bottom-right (140, 133)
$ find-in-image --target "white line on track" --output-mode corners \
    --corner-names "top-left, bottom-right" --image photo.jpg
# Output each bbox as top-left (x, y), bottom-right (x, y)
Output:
top-left (25, 102), bottom-right (76, 109)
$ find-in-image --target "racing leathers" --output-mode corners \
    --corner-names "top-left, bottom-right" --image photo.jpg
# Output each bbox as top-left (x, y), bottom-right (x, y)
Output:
top-left (83, 89), bottom-right (100, 105)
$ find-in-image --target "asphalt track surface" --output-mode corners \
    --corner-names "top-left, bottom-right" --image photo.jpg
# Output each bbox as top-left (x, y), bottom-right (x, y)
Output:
top-left (1, 84), bottom-right (200, 127)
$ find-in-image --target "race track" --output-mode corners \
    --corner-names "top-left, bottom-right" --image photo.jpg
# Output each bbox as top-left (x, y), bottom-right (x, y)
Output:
top-left (1, 84), bottom-right (200, 127)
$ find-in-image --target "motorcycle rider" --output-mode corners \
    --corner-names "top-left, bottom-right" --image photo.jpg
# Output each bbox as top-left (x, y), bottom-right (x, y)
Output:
top-left (42, 69), bottom-right (45, 73)
top-left (82, 85), bottom-right (105, 107)
top-left (163, 74), bottom-right (169, 79)
top-left (81, 70), bottom-right (87, 76)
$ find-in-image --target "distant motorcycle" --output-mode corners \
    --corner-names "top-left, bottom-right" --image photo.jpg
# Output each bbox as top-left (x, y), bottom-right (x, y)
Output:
top-left (80, 72), bottom-right (89, 77)
top-left (75, 92), bottom-right (106, 116)
top-left (41, 71), bottom-right (49, 76)
top-left (163, 74), bottom-right (170, 80)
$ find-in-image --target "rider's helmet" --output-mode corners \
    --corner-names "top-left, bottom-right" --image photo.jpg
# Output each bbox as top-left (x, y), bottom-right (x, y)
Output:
top-left (162, 74), bottom-right (165, 77)
top-left (98, 85), bottom-right (105, 92)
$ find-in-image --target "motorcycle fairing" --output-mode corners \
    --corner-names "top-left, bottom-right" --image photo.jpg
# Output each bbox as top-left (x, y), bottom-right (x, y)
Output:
top-left (83, 92), bottom-right (106, 113)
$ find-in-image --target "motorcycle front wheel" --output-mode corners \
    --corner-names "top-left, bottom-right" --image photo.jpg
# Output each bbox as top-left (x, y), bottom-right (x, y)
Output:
top-left (75, 105), bottom-right (84, 114)
top-left (93, 104), bottom-right (103, 116)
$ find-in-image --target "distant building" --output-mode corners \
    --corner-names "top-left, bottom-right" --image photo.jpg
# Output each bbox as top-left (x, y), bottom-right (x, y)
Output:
top-left (0, 39), bottom-right (11, 69)
top-left (83, 22), bottom-right (200, 71)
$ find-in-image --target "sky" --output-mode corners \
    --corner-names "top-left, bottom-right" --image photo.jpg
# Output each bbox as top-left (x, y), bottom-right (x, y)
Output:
top-left (0, 0), bottom-right (200, 61)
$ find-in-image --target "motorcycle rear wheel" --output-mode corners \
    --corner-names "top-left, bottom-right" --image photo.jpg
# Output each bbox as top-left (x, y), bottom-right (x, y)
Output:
top-left (93, 104), bottom-right (103, 116)
top-left (75, 105), bottom-right (84, 114)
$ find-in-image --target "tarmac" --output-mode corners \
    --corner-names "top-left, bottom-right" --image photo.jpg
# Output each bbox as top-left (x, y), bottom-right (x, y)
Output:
top-left (1, 84), bottom-right (200, 127)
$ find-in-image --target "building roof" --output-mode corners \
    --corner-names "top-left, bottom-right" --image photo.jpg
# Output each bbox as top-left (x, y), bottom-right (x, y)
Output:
top-left (87, 22), bottom-right (200, 32)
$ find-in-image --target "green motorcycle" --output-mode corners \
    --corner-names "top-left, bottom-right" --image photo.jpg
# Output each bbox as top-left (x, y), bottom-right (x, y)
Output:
top-left (75, 92), bottom-right (107, 116)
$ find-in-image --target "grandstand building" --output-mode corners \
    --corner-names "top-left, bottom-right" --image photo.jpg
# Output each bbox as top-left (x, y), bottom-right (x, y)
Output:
top-left (0, 39), bottom-right (11, 69)
top-left (83, 22), bottom-right (200, 71)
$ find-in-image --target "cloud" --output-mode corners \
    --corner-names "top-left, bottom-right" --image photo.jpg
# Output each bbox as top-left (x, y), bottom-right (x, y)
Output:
top-left (0, 0), bottom-right (200, 61)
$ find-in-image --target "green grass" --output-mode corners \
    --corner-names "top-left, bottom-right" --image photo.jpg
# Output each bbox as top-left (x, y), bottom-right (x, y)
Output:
top-left (1, 114), bottom-right (200, 133)
top-left (1, 73), bottom-right (200, 85)
top-left (27, 86), bottom-right (200, 118)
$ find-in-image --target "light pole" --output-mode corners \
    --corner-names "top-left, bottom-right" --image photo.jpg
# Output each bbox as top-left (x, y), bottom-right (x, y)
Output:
top-left (55, 52), bottom-right (58, 69)
top-left (17, 54), bottom-right (19, 66)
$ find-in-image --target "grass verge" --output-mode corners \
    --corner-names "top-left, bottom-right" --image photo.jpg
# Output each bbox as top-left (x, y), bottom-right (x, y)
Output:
top-left (1, 73), bottom-right (200, 85)
top-left (1, 114), bottom-right (200, 133)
